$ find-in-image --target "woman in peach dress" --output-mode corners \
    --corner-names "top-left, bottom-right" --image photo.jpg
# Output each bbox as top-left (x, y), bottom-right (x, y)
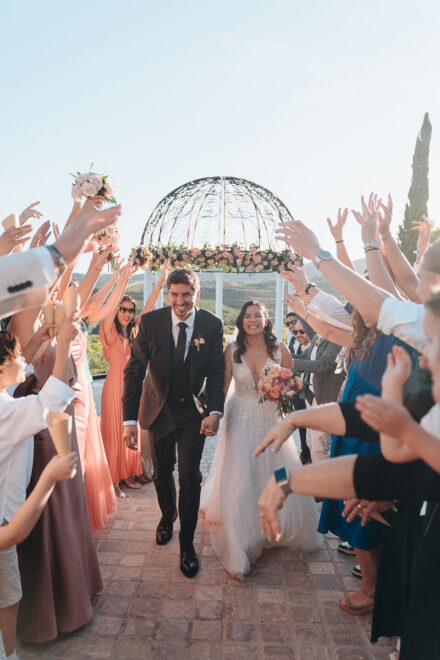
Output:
top-left (99, 261), bottom-right (169, 497)
top-left (71, 327), bottom-right (117, 529)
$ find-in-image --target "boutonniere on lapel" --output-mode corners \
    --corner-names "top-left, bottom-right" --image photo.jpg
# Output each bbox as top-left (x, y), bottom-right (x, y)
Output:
top-left (191, 335), bottom-right (206, 352)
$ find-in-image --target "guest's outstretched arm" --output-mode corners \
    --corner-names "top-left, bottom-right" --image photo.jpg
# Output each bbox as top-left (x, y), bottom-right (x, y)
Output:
top-left (136, 260), bottom-right (170, 320)
top-left (276, 220), bottom-right (389, 326)
top-left (87, 263), bottom-right (133, 332)
top-left (0, 453), bottom-right (78, 550)
top-left (326, 207), bottom-right (355, 271)
top-left (82, 271), bottom-right (118, 318)
top-left (284, 293), bottom-right (352, 346)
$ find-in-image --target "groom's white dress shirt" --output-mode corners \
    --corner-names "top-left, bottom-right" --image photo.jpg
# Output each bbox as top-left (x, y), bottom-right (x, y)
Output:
top-left (123, 308), bottom-right (222, 427)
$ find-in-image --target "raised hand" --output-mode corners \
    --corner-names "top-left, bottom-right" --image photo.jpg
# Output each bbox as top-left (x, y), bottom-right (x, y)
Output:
top-left (381, 345), bottom-right (412, 392)
top-left (281, 265), bottom-right (309, 294)
top-left (327, 208), bottom-right (349, 242)
top-left (253, 418), bottom-right (294, 457)
top-left (19, 201), bottom-right (43, 225)
top-left (0, 224), bottom-right (33, 255)
top-left (378, 194), bottom-right (393, 236)
top-left (57, 312), bottom-right (80, 346)
top-left (276, 221), bottom-right (321, 261)
top-left (352, 194), bottom-right (380, 244)
top-left (284, 292), bottom-right (306, 317)
top-left (30, 220), bottom-right (51, 248)
top-left (158, 259), bottom-right (171, 286)
top-left (52, 222), bottom-right (61, 240)
top-left (412, 216), bottom-right (431, 256)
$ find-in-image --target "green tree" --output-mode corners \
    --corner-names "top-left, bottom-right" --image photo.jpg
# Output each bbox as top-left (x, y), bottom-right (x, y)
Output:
top-left (398, 113), bottom-right (432, 264)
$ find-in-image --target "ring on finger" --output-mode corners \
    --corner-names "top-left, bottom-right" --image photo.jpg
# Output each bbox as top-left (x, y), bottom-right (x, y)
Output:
top-left (357, 503), bottom-right (363, 510)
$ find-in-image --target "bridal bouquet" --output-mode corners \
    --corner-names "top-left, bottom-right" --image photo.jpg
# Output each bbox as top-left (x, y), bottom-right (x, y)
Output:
top-left (129, 245), bottom-right (151, 269)
top-left (70, 171), bottom-right (116, 203)
top-left (258, 364), bottom-right (302, 417)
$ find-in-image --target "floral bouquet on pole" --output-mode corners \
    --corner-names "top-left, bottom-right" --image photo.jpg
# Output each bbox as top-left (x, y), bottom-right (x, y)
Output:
top-left (257, 364), bottom-right (302, 417)
top-left (129, 245), bottom-right (151, 270)
top-left (70, 170), bottom-right (116, 203)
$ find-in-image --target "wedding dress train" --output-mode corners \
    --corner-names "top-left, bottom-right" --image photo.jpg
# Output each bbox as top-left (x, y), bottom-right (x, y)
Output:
top-left (200, 342), bottom-right (322, 579)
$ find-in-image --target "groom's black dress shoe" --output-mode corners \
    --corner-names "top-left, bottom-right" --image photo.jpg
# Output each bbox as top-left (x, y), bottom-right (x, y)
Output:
top-left (180, 546), bottom-right (199, 578)
top-left (156, 513), bottom-right (178, 546)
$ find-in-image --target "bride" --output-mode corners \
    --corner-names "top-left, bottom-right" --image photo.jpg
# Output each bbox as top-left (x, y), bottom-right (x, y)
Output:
top-left (201, 301), bottom-right (322, 579)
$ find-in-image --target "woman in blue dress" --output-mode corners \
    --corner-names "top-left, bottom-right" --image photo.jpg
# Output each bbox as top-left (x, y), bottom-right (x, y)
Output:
top-left (318, 310), bottom-right (416, 616)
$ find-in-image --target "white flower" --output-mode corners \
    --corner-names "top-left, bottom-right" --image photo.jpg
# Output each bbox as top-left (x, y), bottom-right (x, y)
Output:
top-left (81, 182), bottom-right (98, 197)
top-left (71, 183), bottom-right (82, 201)
top-left (88, 174), bottom-right (103, 190)
top-left (76, 174), bottom-right (88, 185)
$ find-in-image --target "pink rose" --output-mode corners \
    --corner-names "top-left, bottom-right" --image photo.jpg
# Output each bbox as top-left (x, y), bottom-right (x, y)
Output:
top-left (269, 386), bottom-right (280, 399)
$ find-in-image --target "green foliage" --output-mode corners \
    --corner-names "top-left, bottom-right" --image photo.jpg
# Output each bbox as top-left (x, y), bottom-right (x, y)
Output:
top-left (398, 113), bottom-right (432, 264)
top-left (86, 335), bottom-right (108, 375)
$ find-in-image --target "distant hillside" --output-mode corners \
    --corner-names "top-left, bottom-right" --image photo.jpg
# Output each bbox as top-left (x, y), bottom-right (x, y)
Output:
top-left (78, 258), bottom-right (365, 335)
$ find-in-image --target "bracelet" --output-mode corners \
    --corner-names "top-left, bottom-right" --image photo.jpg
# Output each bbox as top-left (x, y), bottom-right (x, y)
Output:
top-left (47, 245), bottom-right (67, 275)
top-left (364, 247), bottom-right (380, 253)
top-left (335, 239), bottom-right (344, 244)
top-left (381, 232), bottom-right (392, 241)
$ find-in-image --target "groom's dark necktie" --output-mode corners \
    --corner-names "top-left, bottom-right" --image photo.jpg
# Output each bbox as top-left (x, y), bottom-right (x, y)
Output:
top-left (177, 322), bottom-right (188, 361)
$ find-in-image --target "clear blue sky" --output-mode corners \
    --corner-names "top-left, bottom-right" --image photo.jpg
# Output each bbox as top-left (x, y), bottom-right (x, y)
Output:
top-left (1, 0), bottom-right (440, 269)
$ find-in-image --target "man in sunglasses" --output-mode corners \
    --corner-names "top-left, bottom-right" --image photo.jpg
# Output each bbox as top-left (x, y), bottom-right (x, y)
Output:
top-left (286, 315), bottom-right (312, 463)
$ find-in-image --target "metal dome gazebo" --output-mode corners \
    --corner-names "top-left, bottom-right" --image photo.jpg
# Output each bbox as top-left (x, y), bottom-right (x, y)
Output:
top-left (141, 176), bottom-right (298, 338)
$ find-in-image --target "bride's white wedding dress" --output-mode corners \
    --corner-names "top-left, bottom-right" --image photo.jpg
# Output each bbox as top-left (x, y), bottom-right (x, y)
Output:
top-left (200, 342), bottom-right (322, 579)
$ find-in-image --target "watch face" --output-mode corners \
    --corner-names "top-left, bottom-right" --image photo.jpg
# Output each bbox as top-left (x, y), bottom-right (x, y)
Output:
top-left (317, 250), bottom-right (332, 260)
top-left (274, 466), bottom-right (289, 483)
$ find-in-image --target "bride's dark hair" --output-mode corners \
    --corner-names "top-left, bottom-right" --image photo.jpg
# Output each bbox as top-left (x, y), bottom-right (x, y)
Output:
top-left (233, 301), bottom-right (278, 363)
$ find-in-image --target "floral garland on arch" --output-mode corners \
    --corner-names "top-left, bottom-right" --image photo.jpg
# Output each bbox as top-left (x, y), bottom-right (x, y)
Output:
top-left (132, 243), bottom-right (303, 273)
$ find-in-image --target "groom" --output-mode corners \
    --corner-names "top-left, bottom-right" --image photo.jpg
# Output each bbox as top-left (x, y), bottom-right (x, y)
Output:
top-left (122, 269), bottom-right (225, 577)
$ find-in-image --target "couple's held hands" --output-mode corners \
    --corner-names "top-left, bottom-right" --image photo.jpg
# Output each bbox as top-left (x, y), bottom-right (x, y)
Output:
top-left (123, 425), bottom-right (139, 451)
top-left (201, 413), bottom-right (220, 437)
top-left (253, 418), bottom-right (294, 457)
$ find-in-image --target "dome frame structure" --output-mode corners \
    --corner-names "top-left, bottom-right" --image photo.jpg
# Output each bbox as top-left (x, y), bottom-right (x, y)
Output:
top-left (141, 176), bottom-right (294, 250)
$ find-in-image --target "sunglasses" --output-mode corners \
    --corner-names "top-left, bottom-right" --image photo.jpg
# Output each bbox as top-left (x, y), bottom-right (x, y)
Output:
top-left (119, 306), bottom-right (135, 315)
top-left (286, 320), bottom-right (296, 326)
top-left (292, 329), bottom-right (305, 335)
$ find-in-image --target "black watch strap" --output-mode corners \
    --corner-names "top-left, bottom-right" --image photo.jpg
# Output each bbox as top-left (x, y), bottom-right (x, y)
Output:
top-left (304, 282), bottom-right (317, 295)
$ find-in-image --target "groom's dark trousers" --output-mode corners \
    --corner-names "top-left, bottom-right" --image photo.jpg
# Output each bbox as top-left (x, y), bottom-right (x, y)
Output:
top-left (151, 337), bottom-right (205, 550)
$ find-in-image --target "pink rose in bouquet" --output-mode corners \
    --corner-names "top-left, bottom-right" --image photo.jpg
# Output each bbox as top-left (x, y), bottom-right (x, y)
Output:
top-left (257, 364), bottom-right (301, 417)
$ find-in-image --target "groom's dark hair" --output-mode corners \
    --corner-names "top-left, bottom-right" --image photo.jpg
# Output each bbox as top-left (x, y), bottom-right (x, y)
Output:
top-left (166, 268), bottom-right (200, 292)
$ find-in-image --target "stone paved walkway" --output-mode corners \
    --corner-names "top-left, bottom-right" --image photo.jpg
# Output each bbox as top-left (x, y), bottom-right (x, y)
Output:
top-left (15, 382), bottom-right (397, 659)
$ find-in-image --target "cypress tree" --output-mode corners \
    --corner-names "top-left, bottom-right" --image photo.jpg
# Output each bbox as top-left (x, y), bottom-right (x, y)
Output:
top-left (397, 113), bottom-right (432, 263)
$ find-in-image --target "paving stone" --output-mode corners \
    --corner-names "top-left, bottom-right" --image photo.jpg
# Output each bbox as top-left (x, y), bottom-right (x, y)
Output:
top-left (88, 614), bottom-right (123, 636)
top-left (195, 585), bottom-right (224, 601)
top-left (156, 617), bottom-right (190, 640)
top-left (195, 600), bottom-right (224, 619)
top-left (130, 598), bottom-right (162, 618)
top-left (261, 623), bottom-right (292, 643)
top-left (192, 619), bottom-right (223, 641)
top-left (290, 604), bottom-right (322, 624)
top-left (189, 642), bottom-right (222, 659)
top-left (264, 646), bottom-right (296, 658)
top-left (308, 561), bottom-right (335, 575)
top-left (299, 647), bottom-right (332, 660)
top-left (75, 636), bottom-right (116, 658)
top-left (116, 639), bottom-right (154, 658)
top-left (227, 622), bottom-right (257, 642)
top-left (335, 647), bottom-right (370, 660)
top-left (123, 618), bottom-right (157, 638)
top-left (225, 643), bottom-right (259, 659)
top-left (258, 604), bottom-right (288, 622)
top-left (96, 595), bottom-right (131, 616)
top-left (294, 624), bottom-right (329, 646)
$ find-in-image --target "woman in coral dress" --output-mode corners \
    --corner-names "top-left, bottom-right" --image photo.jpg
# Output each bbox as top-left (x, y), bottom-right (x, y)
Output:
top-left (71, 327), bottom-right (117, 529)
top-left (99, 261), bottom-right (169, 497)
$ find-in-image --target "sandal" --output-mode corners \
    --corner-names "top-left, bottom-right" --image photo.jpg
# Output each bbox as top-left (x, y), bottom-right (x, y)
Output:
top-left (338, 589), bottom-right (374, 616)
top-left (123, 477), bottom-right (141, 490)
top-left (114, 484), bottom-right (129, 499)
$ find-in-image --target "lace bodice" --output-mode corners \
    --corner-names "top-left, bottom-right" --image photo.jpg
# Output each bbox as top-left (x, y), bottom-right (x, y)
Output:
top-left (230, 341), bottom-right (282, 401)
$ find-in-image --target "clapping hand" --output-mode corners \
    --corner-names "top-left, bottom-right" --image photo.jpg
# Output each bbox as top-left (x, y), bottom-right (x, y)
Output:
top-left (327, 208), bottom-right (349, 242)
top-left (0, 224), bottom-right (33, 255)
top-left (19, 201), bottom-right (43, 226)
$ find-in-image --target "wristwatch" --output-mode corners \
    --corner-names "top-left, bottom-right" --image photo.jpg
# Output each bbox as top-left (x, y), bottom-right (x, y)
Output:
top-left (313, 250), bottom-right (332, 270)
top-left (363, 240), bottom-right (379, 252)
top-left (304, 282), bottom-right (317, 295)
top-left (274, 466), bottom-right (292, 496)
top-left (47, 244), bottom-right (67, 275)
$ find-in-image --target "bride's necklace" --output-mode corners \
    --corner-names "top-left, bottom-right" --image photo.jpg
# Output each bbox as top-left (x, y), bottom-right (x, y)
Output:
top-left (248, 346), bottom-right (265, 356)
